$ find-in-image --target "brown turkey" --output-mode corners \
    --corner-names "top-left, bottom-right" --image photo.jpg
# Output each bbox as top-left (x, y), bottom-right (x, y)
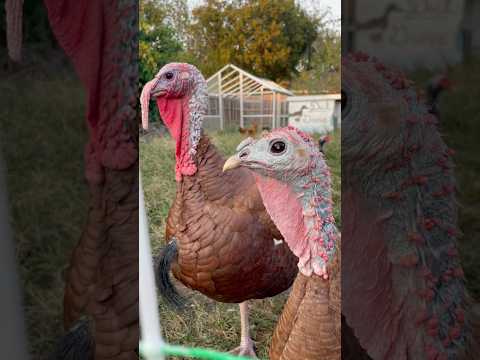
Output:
top-left (25, 1), bottom-right (138, 359)
top-left (223, 126), bottom-right (341, 359)
top-left (341, 53), bottom-right (480, 359)
top-left (140, 63), bottom-right (298, 357)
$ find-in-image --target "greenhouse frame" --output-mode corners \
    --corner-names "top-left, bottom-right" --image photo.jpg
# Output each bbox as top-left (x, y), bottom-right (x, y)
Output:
top-left (204, 64), bottom-right (294, 132)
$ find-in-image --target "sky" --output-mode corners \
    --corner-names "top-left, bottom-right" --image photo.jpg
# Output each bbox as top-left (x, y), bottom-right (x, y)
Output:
top-left (187, 0), bottom-right (341, 29)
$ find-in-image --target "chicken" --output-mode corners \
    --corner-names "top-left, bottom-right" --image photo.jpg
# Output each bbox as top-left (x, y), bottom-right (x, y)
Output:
top-left (239, 122), bottom-right (258, 137)
top-left (341, 53), bottom-right (480, 359)
top-left (425, 73), bottom-right (452, 121)
top-left (40, 1), bottom-right (139, 359)
top-left (318, 134), bottom-right (331, 154)
top-left (223, 126), bottom-right (341, 360)
top-left (140, 63), bottom-right (298, 357)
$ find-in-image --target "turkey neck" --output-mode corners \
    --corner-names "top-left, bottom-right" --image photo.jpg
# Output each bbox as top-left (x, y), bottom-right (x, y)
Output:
top-left (267, 167), bottom-right (341, 359)
top-left (158, 75), bottom-right (207, 181)
top-left (270, 243), bottom-right (341, 360)
top-left (173, 132), bottom-right (248, 204)
top-left (254, 156), bottom-right (339, 278)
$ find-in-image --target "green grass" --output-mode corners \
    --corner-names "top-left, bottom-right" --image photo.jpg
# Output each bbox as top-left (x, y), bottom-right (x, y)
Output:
top-left (409, 60), bottom-right (480, 298)
top-left (140, 129), bottom-right (341, 359)
top-left (0, 69), bottom-right (88, 359)
top-left (434, 61), bottom-right (480, 297)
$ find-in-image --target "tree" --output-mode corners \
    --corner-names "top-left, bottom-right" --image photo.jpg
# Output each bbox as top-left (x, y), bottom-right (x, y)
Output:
top-left (291, 25), bottom-right (341, 93)
top-left (140, 0), bottom-right (195, 124)
top-left (140, 0), bottom-right (183, 86)
top-left (188, 0), bottom-right (318, 81)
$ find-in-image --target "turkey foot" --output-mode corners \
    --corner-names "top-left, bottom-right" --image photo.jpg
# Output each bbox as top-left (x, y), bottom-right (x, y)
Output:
top-left (229, 337), bottom-right (257, 358)
top-left (229, 301), bottom-right (258, 358)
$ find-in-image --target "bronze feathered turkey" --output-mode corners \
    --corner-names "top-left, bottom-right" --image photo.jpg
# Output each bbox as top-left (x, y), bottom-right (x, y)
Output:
top-left (224, 126), bottom-right (341, 359)
top-left (341, 53), bottom-right (480, 359)
top-left (140, 63), bottom-right (298, 357)
top-left (11, 1), bottom-right (140, 359)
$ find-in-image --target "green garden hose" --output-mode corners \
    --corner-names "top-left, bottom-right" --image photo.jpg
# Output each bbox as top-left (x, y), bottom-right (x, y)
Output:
top-left (140, 342), bottom-right (257, 360)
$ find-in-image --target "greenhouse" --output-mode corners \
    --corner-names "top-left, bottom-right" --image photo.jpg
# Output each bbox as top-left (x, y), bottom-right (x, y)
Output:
top-left (204, 64), bottom-right (293, 131)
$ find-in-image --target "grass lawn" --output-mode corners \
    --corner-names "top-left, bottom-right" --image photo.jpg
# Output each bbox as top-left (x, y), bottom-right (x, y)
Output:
top-left (433, 61), bottom-right (480, 298)
top-left (0, 67), bottom-right (88, 359)
top-left (140, 129), bottom-right (341, 358)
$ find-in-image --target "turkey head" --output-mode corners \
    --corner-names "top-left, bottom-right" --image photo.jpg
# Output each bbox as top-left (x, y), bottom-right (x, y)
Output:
top-left (224, 127), bottom-right (339, 280)
top-left (141, 63), bottom-right (207, 180)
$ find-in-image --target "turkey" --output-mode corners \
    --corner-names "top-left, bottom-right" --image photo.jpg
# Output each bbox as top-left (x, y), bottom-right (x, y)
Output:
top-left (140, 63), bottom-right (298, 357)
top-left (223, 126), bottom-right (341, 360)
top-left (6, 1), bottom-right (140, 359)
top-left (341, 53), bottom-right (480, 359)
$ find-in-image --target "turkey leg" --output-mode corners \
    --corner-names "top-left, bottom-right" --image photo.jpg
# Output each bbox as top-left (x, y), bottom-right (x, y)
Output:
top-left (229, 301), bottom-right (257, 358)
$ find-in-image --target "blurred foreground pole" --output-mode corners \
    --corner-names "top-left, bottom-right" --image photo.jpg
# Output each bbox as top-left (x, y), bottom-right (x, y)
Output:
top-left (5, 0), bottom-right (24, 64)
top-left (0, 154), bottom-right (29, 360)
top-left (139, 171), bottom-right (165, 360)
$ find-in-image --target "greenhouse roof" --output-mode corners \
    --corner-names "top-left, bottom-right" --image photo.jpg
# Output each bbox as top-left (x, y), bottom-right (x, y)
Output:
top-left (206, 64), bottom-right (293, 97)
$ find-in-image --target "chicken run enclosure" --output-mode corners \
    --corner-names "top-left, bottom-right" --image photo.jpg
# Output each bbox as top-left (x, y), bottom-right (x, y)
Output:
top-left (204, 64), bottom-right (293, 131)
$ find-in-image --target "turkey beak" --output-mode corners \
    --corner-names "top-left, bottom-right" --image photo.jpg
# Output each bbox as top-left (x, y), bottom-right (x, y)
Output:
top-left (223, 155), bottom-right (241, 172)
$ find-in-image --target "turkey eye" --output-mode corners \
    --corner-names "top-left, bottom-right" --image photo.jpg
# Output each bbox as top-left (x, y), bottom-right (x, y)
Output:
top-left (165, 72), bottom-right (174, 80)
top-left (270, 140), bottom-right (286, 154)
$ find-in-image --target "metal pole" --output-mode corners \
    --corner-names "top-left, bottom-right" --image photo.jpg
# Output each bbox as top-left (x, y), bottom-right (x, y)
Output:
top-left (218, 72), bottom-right (224, 131)
top-left (272, 92), bottom-right (276, 129)
top-left (139, 171), bottom-right (165, 360)
top-left (240, 73), bottom-right (244, 128)
top-left (0, 152), bottom-right (30, 360)
top-left (260, 88), bottom-right (264, 129)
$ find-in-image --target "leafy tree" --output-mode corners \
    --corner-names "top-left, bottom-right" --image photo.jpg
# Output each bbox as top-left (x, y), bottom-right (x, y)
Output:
top-left (188, 0), bottom-right (318, 81)
top-left (140, 0), bottom-right (183, 86)
top-left (291, 25), bottom-right (341, 93)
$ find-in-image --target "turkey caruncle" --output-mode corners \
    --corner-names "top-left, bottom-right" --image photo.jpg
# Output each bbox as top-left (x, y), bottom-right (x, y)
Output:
top-left (341, 53), bottom-right (480, 359)
top-left (140, 63), bottom-right (298, 357)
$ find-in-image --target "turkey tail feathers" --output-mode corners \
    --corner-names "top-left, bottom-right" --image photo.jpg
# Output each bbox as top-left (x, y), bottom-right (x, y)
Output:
top-left (52, 319), bottom-right (94, 360)
top-left (156, 239), bottom-right (186, 308)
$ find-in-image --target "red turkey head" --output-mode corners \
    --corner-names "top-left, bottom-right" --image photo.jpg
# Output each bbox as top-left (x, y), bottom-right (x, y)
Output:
top-left (141, 63), bottom-right (208, 181)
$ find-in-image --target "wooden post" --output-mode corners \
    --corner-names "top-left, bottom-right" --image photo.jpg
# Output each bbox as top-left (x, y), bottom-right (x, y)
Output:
top-left (240, 73), bottom-right (244, 128)
top-left (218, 72), bottom-right (224, 131)
top-left (261, 88), bottom-right (264, 129)
top-left (272, 92), bottom-right (276, 129)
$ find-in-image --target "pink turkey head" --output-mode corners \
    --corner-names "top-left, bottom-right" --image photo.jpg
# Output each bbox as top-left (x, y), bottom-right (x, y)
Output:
top-left (140, 63), bottom-right (208, 181)
top-left (149, 63), bottom-right (197, 99)
top-left (223, 126), bottom-right (319, 182)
